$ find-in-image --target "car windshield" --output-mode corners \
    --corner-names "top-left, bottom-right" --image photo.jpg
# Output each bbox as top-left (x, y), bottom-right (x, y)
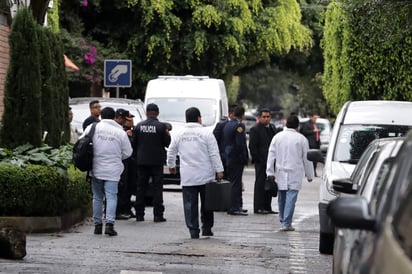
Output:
top-left (146, 98), bottom-right (218, 127)
top-left (333, 125), bottom-right (411, 162)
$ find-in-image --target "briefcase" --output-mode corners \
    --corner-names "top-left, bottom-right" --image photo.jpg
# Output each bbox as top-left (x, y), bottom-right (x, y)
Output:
top-left (205, 180), bottom-right (232, 212)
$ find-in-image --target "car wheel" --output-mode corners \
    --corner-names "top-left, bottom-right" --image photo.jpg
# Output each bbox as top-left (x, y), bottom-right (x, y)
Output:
top-left (319, 232), bottom-right (334, 254)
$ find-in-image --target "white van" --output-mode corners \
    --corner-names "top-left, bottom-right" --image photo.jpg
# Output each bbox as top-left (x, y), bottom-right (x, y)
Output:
top-left (144, 75), bottom-right (229, 184)
top-left (319, 100), bottom-right (412, 254)
top-left (144, 75), bottom-right (229, 132)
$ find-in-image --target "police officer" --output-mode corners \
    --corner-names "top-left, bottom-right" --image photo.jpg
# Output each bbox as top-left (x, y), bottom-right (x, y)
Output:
top-left (213, 104), bottom-right (237, 178)
top-left (132, 103), bottom-right (171, 222)
top-left (223, 106), bottom-right (249, 216)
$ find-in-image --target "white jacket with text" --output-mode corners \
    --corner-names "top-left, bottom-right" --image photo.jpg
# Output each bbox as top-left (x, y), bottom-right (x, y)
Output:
top-left (82, 119), bottom-right (133, 181)
top-left (167, 123), bottom-right (224, 186)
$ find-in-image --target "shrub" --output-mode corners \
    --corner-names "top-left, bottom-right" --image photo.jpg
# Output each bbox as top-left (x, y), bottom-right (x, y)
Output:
top-left (0, 163), bottom-right (90, 216)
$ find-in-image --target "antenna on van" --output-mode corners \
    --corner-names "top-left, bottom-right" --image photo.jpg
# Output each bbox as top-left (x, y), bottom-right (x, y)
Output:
top-left (157, 75), bottom-right (210, 80)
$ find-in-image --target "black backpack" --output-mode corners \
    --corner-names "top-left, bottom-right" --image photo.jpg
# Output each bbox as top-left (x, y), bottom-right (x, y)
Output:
top-left (72, 122), bottom-right (97, 172)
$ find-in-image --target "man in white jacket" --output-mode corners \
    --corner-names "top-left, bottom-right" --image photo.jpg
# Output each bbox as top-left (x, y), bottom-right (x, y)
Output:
top-left (81, 107), bottom-right (133, 236)
top-left (266, 115), bottom-right (314, 232)
top-left (167, 107), bottom-right (224, 239)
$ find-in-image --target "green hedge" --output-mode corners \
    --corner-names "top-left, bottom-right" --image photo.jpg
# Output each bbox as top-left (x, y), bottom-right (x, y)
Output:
top-left (0, 163), bottom-right (90, 216)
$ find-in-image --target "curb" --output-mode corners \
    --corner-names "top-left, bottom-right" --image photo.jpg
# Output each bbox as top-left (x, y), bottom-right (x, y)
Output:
top-left (0, 207), bottom-right (91, 233)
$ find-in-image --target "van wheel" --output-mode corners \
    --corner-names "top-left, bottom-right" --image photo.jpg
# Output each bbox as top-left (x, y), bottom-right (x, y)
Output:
top-left (319, 232), bottom-right (334, 254)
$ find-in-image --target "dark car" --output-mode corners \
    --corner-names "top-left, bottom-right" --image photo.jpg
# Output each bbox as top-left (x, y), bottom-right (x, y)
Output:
top-left (329, 137), bottom-right (404, 274)
top-left (327, 130), bottom-right (412, 274)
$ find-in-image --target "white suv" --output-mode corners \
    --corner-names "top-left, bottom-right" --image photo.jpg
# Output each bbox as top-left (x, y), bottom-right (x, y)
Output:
top-left (318, 100), bottom-right (412, 254)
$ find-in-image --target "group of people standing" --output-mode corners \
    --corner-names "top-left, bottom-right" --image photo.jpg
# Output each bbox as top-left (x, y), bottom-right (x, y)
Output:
top-left (75, 99), bottom-right (318, 238)
top-left (78, 101), bottom-right (170, 236)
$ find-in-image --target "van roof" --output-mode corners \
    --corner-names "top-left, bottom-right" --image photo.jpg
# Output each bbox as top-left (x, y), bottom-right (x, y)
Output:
top-left (145, 76), bottom-right (226, 98)
top-left (343, 100), bottom-right (412, 125)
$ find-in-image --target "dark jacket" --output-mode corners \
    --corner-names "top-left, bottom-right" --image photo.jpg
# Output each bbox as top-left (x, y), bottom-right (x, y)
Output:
top-left (82, 116), bottom-right (100, 131)
top-left (248, 122), bottom-right (278, 164)
top-left (133, 117), bottom-right (171, 165)
top-left (213, 117), bottom-right (229, 162)
top-left (300, 121), bottom-right (320, 149)
top-left (222, 119), bottom-right (248, 166)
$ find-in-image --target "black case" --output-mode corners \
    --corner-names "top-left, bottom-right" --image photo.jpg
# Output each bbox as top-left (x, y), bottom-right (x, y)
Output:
top-left (205, 180), bottom-right (232, 211)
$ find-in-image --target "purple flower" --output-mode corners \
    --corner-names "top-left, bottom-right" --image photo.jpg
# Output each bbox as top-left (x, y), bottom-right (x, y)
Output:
top-left (82, 1), bottom-right (88, 7)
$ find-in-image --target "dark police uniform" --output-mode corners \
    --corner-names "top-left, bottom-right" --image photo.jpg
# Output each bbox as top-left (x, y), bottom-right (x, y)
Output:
top-left (213, 117), bottom-right (229, 175)
top-left (132, 117), bottom-right (171, 221)
top-left (223, 118), bottom-right (249, 214)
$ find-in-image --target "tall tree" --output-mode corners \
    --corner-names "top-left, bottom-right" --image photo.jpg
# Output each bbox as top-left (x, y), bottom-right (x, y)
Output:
top-left (126, 0), bottom-right (313, 97)
top-left (322, 0), bottom-right (412, 114)
top-left (1, 7), bottom-right (42, 148)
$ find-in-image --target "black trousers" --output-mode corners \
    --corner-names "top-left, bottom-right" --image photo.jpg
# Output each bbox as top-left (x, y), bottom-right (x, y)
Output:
top-left (135, 165), bottom-right (165, 218)
top-left (116, 158), bottom-right (136, 215)
top-left (253, 163), bottom-right (273, 212)
top-left (227, 163), bottom-right (244, 212)
top-left (182, 185), bottom-right (213, 234)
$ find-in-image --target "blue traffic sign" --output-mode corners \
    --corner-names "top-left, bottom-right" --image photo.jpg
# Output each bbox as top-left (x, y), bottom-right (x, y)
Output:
top-left (104, 60), bottom-right (132, 87)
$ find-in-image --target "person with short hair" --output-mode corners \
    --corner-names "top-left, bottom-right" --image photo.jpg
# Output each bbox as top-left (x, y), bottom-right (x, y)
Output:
top-left (300, 112), bottom-right (321, 176)
top-left (82, 100), bottom-right (101, 131)
top-left (266, 115), bottom-right (314, 231)
top-left (167, 107), bottom-right (224, 239)
top-left (81, 107), bottom-right (133, 236)
top-left (132, 103), bottom-right (171, 222)
top-left (68, 107), bottom-right (79, 144)
top-left (113, 109), bottom-right (136, 220)
top-left (223, 106), bottom-right (249, 216)
top-left (213, 104), bottom-right (238, 177)
top-left (249, 108), bottom-right (279, 214)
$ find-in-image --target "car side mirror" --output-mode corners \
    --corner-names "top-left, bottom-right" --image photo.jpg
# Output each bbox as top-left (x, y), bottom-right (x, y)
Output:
top-left (307, 149), bottom-right (324, 163)
top-left (332, 178), bottom-right (357, 194)
top-left (327, 197), bottom-right (376, 231)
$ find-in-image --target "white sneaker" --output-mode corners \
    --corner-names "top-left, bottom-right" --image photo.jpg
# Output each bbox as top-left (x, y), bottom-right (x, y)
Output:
top-left (280, 225), bottom-right (295, 231)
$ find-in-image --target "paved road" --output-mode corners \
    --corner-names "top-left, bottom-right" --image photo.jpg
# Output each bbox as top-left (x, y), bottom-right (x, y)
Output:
top-left (0, 166), bottom-right (332, 274)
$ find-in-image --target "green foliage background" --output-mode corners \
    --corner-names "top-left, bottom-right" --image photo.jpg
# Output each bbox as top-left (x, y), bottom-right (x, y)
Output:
top-left (322, 0), bottom-right (412, 114)
top-left (0, 6), bottom-right (70, 148)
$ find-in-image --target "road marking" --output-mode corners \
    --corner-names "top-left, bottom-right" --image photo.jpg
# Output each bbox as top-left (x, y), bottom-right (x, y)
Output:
top-left (120, 271), bottom-right (162, 274)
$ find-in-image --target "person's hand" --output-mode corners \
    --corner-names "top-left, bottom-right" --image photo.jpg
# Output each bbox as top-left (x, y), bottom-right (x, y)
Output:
top-left (169, 167), bottom-right (176, 174)
top-left (216, 172), bottom-right (224, 181)
top-left (267, 176), bottom-right (275, 181)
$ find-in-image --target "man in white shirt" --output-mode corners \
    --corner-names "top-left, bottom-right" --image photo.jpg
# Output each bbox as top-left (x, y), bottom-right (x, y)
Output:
top-left (167, 107), bottom-right (224, 239)
top-left (266, 115), bottom-right (314, 231)
top-left (81, 107), bottom-right (133, 236)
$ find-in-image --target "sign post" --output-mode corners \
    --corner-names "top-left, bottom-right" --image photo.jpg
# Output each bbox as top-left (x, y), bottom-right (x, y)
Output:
top-left (104, 60), bottom-right (132, 98)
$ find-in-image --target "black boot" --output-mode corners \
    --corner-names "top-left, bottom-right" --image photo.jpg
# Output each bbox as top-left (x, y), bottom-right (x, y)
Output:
top-left (94, 224), bottom-right (102, 235)
top-left (104, 223), bottom-right (118, 236)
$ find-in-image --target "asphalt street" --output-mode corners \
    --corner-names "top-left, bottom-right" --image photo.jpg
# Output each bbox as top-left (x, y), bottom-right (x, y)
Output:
top-left (0, 165), bottom-right (332, 274)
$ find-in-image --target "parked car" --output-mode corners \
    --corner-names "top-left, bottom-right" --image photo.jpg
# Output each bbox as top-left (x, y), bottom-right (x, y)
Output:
top-left (299, 117), bottom-right (332, 154)
top-left (318, 100), bottom-right (412, 254)
top-left (69, 97), bottom-right (146, 134)
top-left (330, 137), bottom-right (404, 274)
top-left (327, 130), bottom-right (412, 274)
top-left (244, 112), bottom-right (258, 134)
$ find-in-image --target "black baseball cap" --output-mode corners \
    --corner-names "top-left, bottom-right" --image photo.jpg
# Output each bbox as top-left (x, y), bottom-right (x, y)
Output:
top-left (115, 108), bottom-right (130, 118)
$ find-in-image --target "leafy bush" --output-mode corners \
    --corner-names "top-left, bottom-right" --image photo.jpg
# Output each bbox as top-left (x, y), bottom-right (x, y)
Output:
top-left (0, 144), bottom-right (91, 216)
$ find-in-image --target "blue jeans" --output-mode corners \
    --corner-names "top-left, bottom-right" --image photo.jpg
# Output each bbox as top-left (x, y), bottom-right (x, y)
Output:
top-left (182, 185), bottom-right (214, 235)
top-left (92, 178), bottom-right (118, 225)
top-left (277, 189), bottom-right (299, 227)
